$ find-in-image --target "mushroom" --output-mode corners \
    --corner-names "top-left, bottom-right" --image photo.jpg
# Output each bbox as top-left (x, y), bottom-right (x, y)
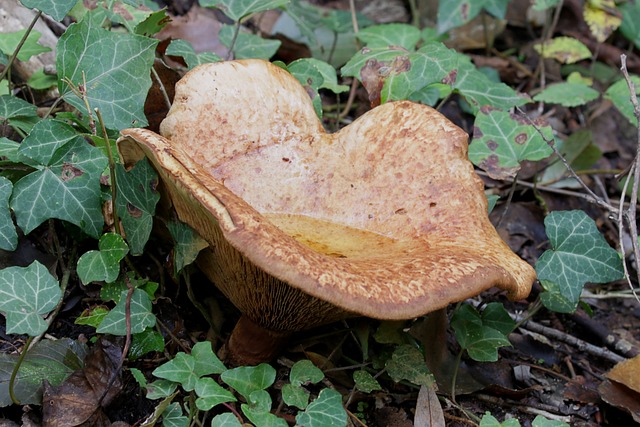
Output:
top-left (117, 59), bottom-right (536, 365)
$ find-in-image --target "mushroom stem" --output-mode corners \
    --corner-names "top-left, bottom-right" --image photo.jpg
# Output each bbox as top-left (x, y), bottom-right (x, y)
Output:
top-left (226, 315), bottom-right (292, 366)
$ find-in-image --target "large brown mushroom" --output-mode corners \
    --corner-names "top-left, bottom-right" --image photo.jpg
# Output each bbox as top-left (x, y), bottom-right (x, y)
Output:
top-left (117, 59), bottom-right (536, 365)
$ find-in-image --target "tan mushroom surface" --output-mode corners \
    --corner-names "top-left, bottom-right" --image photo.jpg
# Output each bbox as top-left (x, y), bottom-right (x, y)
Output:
top-left (118, 59), bottom-right (536, 364)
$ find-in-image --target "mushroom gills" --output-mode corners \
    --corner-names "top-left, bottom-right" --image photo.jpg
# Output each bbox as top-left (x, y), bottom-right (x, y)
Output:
top-left (264, 213), bottom-right (407, 259)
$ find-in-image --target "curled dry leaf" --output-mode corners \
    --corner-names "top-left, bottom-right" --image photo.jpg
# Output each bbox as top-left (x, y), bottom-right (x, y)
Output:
top-left (118, 59), bottom-right (536, 365)
top-left (42, 338), bottom-right (122, 427)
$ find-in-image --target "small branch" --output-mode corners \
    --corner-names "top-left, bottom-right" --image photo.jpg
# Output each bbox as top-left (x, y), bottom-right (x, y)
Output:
top-left (515, 106), bottom-right (618, 214)
top-left (95, 108), bottom-right (122, 237)
top-left (151, 65), bottom-right (171, 111)
top-left (0, 10), bottom-right (43, 83)
top-left (619, 54), bottom-right (640, 302)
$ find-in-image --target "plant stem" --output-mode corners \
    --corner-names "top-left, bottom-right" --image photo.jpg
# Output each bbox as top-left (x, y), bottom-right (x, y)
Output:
top-left (95, 107), bottom-right (122, 237)
top-left (9, 336), bottom-right (33, 405)
top-left (225, 21), bottom-right (242, 60)
top-left (450, 348), bottom-right (463, 404)
top-left (0, 10), bottom-right (42, 84)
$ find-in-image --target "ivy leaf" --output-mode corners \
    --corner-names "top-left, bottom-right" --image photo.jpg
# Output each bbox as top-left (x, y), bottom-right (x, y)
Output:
top-left (57, 13), bottom-right (157, 130)
top-left (165, 39), bottom-right (221, 69)
top-left (211, 413), bottom-right (243, 426)
top-left (0, 261), bottom-right (61, 336)
top-left (353, 370), bottom-right (382, 393)
top-left (0, 95), bottom-right (39, 133)
top-left (19, 0), bottom-right (76, 21)
top-left (161, 402), bottom-right (189, 427)
top-left (532, 415), bottom-right (570, 427)
top-left (10, 133), bottom-right (107, 238)
top-left (534, 37), bottom-right (591, 64)
top-left (242, 390), bottom-right (287, 427)
top-left (192, 341), bottom-right (227, 376)
top-left (356, 23), bottom-right (422, 50)
top-left (146, 379), bottom-right (178, 399)
top-left (195, 377), bottom-right (237, 410)
top-left (288, 58), bottom-right (349, 94)
top-left (203, 0), bottom-right (289, 21)
top-left (96, 289), bottom-right (156, 336)
top-left (74, 306), bottom-right (109, 328)
top-left (604, 75), bottom-right (640, 126)
top-left (219, 25), bottom-right (281, 60)
top-left (453, 61), bottom-right (528, 111)
top-left (469, 107), bottom-right (554, 180)
top-left (533, 82), bottom-right (600, 107)
top-left (221, 363), bottom-right (276, 400)
top-left (535, 210), bottom-right (624, 312)
top-left (385, 344), bottom-right (434, 386)
top-left (115, 159), bottom-right (160, 255)
top-left (451, 304), bottom-right (513, 362)
top-left (437, 1), bottom-right (484, 34)
top-left (167, 220), bottom-right (208, 274)
top-left (282, 360), bottom-right (324, 409)
top-left (0, 30), bottom-right (51, 61)
top-left (295, 388), bottom-right (348, 427)
top-left (152, 352), bottom-right (197, 391)
top-left (129, 329), bottom-right (165, 360)
top-left (0, 177), bottom-right (17, 251)
top-left (77, 233), bottom-right (129, 284)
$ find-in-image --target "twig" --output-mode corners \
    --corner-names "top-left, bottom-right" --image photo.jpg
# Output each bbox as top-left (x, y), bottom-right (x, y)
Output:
top-left (515, 106), bottom-right (618, 214)
top-left (0, 10), bottom-right (43, 84)
top-left (618, 54), bottom-right (640, 302)
top-left (95, 108), bottom-right (122, 237)
top-left (514, 314), bottom-right (625, 364)
top-left (151, 65), bottom-right (172, 111)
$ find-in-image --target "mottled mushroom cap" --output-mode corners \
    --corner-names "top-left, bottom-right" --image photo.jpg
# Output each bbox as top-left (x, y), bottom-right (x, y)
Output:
top-left (118, 59), bottom-right (535, 331)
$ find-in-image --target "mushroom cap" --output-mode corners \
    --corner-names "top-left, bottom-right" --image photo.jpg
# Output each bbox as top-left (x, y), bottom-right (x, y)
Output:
top-left (118, 59), bottom-right (535, 330)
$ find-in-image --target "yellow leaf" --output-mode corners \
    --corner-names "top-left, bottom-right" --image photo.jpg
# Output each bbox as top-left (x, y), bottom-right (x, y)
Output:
top-left (534, 36), bottom-right (591, 64)
top-left (584, 0), bottom-right (622, 42)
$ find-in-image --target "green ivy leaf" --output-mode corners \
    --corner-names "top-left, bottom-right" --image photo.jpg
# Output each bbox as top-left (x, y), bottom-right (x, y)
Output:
top-left (242, 390), bottom-right (288, 427)
top-left (481, 302), bottom-right (516, 335)
top-left (0, 338), bottom-right (87, 406)
top-left (295, 388), bottom-right (347, 427)
top-left (96, 289), bottom-right (156, 335)
top-left (453, 61), bottom-right (528, 111)
top-left (353, 370), bottom-right (382, 393)
top-left (204, 0), bottom-right (289, 21)
top-left (57, 13), bottom-right (158, 130)
top-left (167, 220), bottom-right (209, 274)
top-left (385, 344), bottom-right (434, 386)
top-left (604, 75), bottom-right (640, 126)
top-left (219, 25), bottom-right (281, 60)
top-left (288, 58), bottom-right (349, 94)
top-left (535, 210), bottom-right (624, 312)
top-left (0, 177), bottom-right (17, 251)
top-left (152, 352), bottom-right (198, 391)
top-left (0, 30), bottom-right (51, 62)
top-left (165, 39), bottom-right (221, 69)
top-left (0, 95), bottom-right (39, 133)
top-left (480, 412), bottom-right (521, 427)
top-left (0, 261), bottom-right (61, 336)
top-left (356, 23), bottom-right (422, 50)
top-left (115, 159), bottom-right (160, 255)
top-left (74, 305), bottom-right (109, 328)
top-left (192, 341), bottom-right (227, 376)
top-left (77, 233), bottom-right (129, 284)
top-left (134, 9), bottom-right (171, 37)
top-left (532, 415), bottom-right (570, 427)
top-left (533, 82), bottom-right (599, 107)
top-left (282, 360), bottom-right (324, 409)
top-left (221, 363), bottom-right (276, 400)
top-left (129, 328), bottom-right (165, 360)
top-left (451, 304), bottom-right (513, 362)
top-left (10, 131), bottom-right (107, 238)
top-left (146, 379), bottom-right (178, 399)
top-left (437, 1), bottom-right (484, 34)
top-left (469, 107), bottom-right (554, 180)
top-left (532, 0), bottom-right (561, 11)
top-left (211, 413), bottom-right (243, 426)
top-left (195, 377), bottom-right (237, 410)
top-left (161, 402), bottom-right (189, 427)
top-left (19, 0), bottom-right (76, 21)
